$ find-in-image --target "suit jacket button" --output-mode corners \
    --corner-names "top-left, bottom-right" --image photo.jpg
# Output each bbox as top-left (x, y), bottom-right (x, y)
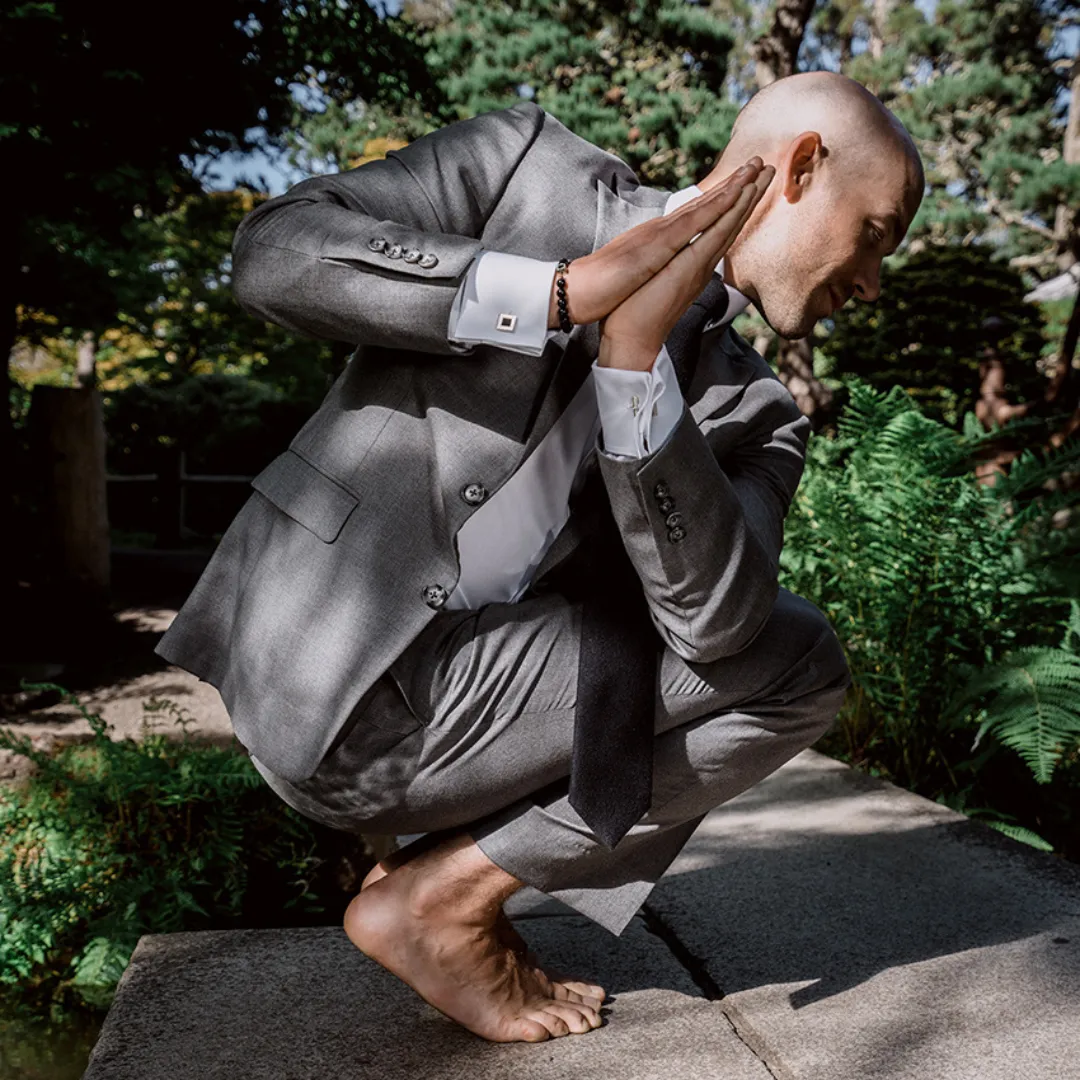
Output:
top-left (668, 525), bottom-right (687, 543)
top-left (665, 511), bottom-right (683, 529)
top-left (657, 497), bottom-right (676, 515)
top-left (368, 237), bottom-right (387, 252)
top-left (418, 253), bottom-right (439, 269)
top-left (423, 583), bottom-right (449, 608)
top-left (386, 243), bottom-right (404, 259)
top-left (403, 248), bottom-right (423, 263)
top-left (461, 482), bottom-right (488, 505)
top-left (654, 481), bottom-right (670, 499)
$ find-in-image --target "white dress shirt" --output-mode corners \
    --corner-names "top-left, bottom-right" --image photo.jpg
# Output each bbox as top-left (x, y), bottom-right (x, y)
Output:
top-left (443, 183), bottom-right (751, 609)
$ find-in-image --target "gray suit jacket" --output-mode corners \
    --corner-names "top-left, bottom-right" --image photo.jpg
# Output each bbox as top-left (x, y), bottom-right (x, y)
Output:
top-left (153, 100), bottom-right (811, 783)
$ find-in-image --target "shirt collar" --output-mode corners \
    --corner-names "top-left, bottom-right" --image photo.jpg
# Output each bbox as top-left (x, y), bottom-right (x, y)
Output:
top-left (664, 185), bottom-right (752, 324)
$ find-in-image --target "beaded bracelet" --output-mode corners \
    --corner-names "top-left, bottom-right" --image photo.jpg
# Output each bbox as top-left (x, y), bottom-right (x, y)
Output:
top-left (555, 257), bottom-right (574, 333)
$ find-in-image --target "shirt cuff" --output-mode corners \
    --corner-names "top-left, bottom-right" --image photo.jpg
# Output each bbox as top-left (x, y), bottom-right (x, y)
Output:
top-left (592, 344), bottom-right (685, 458)
top-left (447, 249), bottom-right (562, 357)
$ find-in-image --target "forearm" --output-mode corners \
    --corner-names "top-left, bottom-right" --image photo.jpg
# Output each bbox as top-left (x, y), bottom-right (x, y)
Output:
top-left (595, 376), bottom-right (809, 664)
top-left (233, 207), bottom-right (481, 353)
top-left (230, 102), bottom-right (545, 353)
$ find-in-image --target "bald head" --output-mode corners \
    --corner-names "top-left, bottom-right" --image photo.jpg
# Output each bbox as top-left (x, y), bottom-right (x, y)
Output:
top-left (703, 71), bottom-right (925, 340)
top-left (727, 71), bottom-right (923, 194)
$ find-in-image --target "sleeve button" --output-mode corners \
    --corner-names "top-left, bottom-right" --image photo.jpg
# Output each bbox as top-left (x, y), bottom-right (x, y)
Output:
top-left (422, 583), bottom-right (449, 608)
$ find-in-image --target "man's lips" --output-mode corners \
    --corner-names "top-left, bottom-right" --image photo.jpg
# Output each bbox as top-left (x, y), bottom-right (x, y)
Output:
top-left (827, 285), bottom-right (843, 313)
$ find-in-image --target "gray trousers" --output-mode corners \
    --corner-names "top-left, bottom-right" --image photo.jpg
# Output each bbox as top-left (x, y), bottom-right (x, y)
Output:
top-left (250, 584), bottom-right (851, 936)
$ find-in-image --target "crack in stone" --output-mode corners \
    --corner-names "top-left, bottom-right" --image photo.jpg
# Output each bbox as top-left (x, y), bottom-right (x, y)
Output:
top-left (640, 902), bottom-right (789, 1080)
top-left (639, 903), bottom-right (724, 1000)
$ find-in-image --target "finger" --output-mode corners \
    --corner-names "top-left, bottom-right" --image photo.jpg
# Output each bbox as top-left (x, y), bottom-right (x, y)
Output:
top-left (682, 177), bottom-right (758, 253)
top-left (677, 159), bottom-right (762, 213)
top-left (693, 164), bottom-right (774, 264)
top-left (658, 178), bottom-right (759, 288)
top-left (662, 160), bottom-right (763, 241)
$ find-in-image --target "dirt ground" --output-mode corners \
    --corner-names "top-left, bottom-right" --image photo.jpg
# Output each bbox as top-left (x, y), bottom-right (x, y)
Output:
top-left (0, 605), bottom-right (236, 785)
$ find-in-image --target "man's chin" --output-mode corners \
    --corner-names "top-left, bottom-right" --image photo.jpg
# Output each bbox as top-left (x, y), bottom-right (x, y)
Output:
top-left (758, 307), bottom-right (816, 341)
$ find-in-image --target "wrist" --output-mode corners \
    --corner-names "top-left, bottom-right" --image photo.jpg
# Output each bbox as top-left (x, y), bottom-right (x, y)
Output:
top-left (548, 273), bottom-right (561, 330)
top-left (597, 335), bottom-right (658, 372)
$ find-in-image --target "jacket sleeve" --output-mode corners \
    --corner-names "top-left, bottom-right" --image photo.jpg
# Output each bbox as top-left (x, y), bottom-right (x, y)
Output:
top-left (595, 341), bottom-right (811, 664)
top-left (230, 101), bottom-right (546, 354)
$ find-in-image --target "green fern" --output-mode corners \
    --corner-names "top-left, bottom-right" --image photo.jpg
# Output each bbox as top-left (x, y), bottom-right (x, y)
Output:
top-left (949, 644), bottom-right (1080, 784)
top-left (0, 684), bottom-right (349, 1016)
top-left (981, 819), bottom-right (1056, 851)
top-left (780, 376), bottom-right (1080, 797)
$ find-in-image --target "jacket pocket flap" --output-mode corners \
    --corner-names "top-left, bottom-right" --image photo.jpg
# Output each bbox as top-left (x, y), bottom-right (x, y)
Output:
top-left (250, 449), bottom-right (359, 543)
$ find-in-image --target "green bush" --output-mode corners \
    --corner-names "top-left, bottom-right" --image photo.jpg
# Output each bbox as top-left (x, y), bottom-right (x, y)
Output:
top-left (780, 379), bottom-right (1080, 851)
top-left (819, 245), bottom-right (1048, 426)
top-left (0, 688), bottom-right (373, 1019)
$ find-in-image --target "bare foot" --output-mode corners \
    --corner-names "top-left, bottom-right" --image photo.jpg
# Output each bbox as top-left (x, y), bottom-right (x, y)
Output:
top-left (345, 833), bottom-right (604, 1042)
top-left (361, 847), bottom-right (605, 1004)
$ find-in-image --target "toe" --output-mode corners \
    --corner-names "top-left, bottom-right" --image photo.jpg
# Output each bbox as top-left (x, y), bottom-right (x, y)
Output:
top-left (541, 1001), bottom-right (599, 1034)
top-left (511, 1016), bottom-right (552, 1043)
top-left (554, 979), bottom-right (606, 1004)
top-left (527, 1008), bottom-right (571, 1038)
top-left (552, 985), bottom-right (603, 1010)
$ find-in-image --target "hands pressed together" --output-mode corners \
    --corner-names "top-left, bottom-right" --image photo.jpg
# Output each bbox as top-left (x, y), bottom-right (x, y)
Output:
top-left (548, 157), bottom-right (775, 371)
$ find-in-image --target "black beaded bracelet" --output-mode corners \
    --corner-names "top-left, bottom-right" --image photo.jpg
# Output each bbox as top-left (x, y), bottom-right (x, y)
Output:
top-left (555, 257), bottom-right (574, 333)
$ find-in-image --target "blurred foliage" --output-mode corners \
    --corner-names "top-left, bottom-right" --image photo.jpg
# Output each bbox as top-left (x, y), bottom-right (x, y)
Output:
top-left (780, 379), bottom-right (1080, 855)
top-left (0, 688), bottom-right (375, 1021)
top-left (2, 0), bottom-right (439, 342)
top-left (821, 245), bottom-right (1050, 425)
top-left (104, 372), bottom-right (319, 478)
top-left (288, 0), bottom-right (743, 189)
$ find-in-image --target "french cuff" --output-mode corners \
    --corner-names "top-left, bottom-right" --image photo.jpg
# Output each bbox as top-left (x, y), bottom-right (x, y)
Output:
top-left (592, 344), bottom-right (685, 458)
top-left (447, 249), bottom-right (562, 357)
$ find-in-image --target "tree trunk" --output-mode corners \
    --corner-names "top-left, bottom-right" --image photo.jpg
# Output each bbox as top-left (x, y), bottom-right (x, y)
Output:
top-left (76, 329), bottom-right (97, 389)
top-left (0, 224), bottom-right (20, 607)
top-left (775, 335), bottom-right (836, 428)
top-left (1053, 53), bottom-right (1080, 273)
top-left (868, 0), bottom-right (894, 60)
top-left (30, 383), bottom-right (112, 620)
top-left (749, 0), bottom-right (816, 87)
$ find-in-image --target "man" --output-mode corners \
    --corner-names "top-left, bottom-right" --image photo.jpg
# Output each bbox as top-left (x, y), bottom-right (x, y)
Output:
top-left (155, 70), bottom-right (924, 1043)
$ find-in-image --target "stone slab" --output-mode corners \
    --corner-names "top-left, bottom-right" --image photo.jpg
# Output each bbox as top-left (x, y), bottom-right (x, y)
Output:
top-left (82, 916), bottom-right (774, 1080)
top-left (646, 748), bottom-right (1080, 1080)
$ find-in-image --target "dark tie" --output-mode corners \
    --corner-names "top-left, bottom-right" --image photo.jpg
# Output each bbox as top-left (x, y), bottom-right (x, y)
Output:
top-left (564, 274), bottom-right (731, 849)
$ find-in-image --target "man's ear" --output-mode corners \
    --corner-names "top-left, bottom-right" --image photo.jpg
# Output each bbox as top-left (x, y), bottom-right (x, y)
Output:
top-left (781, 131), bottom-right (823, 204)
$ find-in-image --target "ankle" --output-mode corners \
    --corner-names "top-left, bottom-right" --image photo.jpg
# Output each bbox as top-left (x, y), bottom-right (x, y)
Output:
top-left (405, 836), bottom-right (524, 922)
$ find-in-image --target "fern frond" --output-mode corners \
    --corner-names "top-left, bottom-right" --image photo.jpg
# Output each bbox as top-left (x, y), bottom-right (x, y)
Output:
top-left (949, 648), bottom-right (1080, 783)
top-left (980, 819), bottom-right (1055, 851)
top-left (991, 437), bottom-right (1080, 504)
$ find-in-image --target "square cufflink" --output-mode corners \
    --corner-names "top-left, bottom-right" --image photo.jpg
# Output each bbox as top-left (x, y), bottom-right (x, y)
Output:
top-left (496, 312), bottom-right (518, 333)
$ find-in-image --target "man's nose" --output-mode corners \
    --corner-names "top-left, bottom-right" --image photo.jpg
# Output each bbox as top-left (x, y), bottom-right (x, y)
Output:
top-left (854, 261), bottom-right (882, 304)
